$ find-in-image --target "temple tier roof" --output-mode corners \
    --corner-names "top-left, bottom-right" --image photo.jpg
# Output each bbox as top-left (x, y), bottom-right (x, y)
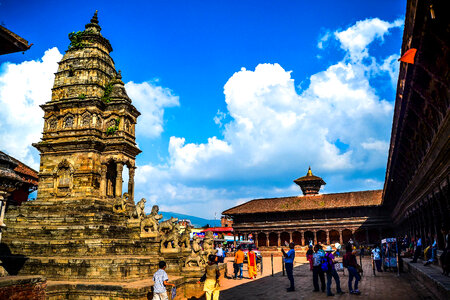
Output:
top-left (294, 166), bottom-right (326, 195)
top-left (222, 189), bottom-right (383, 215)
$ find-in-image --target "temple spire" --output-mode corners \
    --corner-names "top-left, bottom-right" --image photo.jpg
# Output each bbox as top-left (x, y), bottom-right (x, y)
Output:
top-left (85, 10), bottom-right (101, 33)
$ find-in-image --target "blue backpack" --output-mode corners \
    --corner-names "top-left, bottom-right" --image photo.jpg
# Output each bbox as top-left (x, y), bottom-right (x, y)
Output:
top-left (321, 254), bottom-right (331, 272)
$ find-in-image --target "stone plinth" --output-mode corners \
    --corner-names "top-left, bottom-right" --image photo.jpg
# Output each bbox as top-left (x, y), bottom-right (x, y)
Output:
top-left (0, 276), bottom-right (46, 300)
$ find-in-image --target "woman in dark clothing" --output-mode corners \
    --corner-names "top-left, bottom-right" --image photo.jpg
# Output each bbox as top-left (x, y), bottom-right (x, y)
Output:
top-left (343, 244), bottom-right (361, 295)
top-left (306, 245), bottom-right (314, 271)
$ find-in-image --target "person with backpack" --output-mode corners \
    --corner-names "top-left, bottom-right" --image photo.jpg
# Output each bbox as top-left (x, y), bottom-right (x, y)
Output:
top-left (323, 246), bottom-right (344, 296)
top-left (312, 244), bottom-right (325, 292)
top-left (343, 244), bottom-right (361, 295)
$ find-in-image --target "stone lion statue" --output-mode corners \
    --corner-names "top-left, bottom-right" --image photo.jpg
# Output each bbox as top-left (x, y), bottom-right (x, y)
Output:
top-left (130, 198), bottom-right (146, 219)
top-left (160, 222), bottom-right (181, 250)
top-left (159, 217), bottom-right (178, 232)
top-left (179, 226), bottom-right (192, 249)
top-left (184, 235), bottom-right (205, 267)
top-left (113, 192), bottom-right (128, 213)
top-left (140, 205), bottom-right (163, 233)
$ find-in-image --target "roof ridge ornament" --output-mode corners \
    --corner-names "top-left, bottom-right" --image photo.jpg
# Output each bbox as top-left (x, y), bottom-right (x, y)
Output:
top-left (85, 10), bottom-right (101, 33)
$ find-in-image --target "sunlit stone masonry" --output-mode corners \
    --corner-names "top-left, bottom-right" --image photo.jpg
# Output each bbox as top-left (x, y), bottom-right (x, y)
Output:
top-left (0, 12), bottom-right (211, 299)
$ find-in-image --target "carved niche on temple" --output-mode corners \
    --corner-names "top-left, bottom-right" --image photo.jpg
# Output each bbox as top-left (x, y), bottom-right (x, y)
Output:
top-left (53, 159), bottom-right (74, 196)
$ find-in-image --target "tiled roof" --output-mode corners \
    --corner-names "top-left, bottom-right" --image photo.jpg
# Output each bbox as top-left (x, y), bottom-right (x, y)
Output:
top-left (0, 151), bottom-right (38, 186)
top-left (222, 190), bottom-right (383, 215)
top-left (0, 25), bottom-right (32, 55)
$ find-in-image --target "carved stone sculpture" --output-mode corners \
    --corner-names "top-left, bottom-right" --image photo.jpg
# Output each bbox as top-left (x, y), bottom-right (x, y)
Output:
top-left (130, 198), bottom-right (146, 219)
top-left (160, 218), bottom-right (181, 251)
top-left (202, 230), bottom-right (217, 262)
top-left (179, 226), bottom-right (192, 250)
top-left (159, 217), bottom-right (178, 232)
top-left (140, 205), bottom-right (162, 233)
top-left (113, 192), bottom-right (128, 213)
top-left (184, 235), bottom-right (204, 268)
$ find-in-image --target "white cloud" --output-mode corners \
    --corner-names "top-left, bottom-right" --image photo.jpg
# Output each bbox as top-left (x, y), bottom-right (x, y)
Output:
top-left (335, 18), bottom-right (403, 61)
top-left (135, 18), bottom-right (402, 218)
top-left (0, 47), bottom-right (62, 168)
top-left (125, 81), bottom-right (179, 139)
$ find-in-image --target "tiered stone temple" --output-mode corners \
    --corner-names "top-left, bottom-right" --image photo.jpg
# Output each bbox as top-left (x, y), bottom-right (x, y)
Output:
top-left (0, 12), bottom-right (189, 299)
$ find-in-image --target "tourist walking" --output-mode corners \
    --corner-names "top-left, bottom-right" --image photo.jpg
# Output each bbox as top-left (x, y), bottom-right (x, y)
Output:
top-left (152, 261), bottom-right (175, 300)
top-left (234, 246), bottom-right (244, 279)
top-left (200, 254), bottom-right (220, 300)
top-left (247, 245), bottom-right (257, 279)
top-left (216, 244), bottom-right (224, 263)
top-left (343, 244), bottom-right (361, 295)
top-left (411, 236), bottom-right (422, 263)
top-left (281, 242), bottom-right (296, 292)
top-left (324, 246), bottom-right (344, 296)
top-left (312, 244), bottom-right (325, 293)
top-left (372, 246), bottom-right (382, 272)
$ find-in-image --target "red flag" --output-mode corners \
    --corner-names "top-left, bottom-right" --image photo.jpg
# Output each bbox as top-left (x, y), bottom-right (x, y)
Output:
top-left (398, 48), bottom-right (417, 64)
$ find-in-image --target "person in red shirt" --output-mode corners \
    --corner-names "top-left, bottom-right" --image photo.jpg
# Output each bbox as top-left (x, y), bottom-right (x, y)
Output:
top-left (247, 245), bottom-right (257, 279)
top-left (343, 243), bottom-right (361, 295)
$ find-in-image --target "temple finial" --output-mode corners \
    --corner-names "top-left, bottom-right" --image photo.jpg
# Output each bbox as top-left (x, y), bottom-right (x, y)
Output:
top-left (307, 166), bottom-right (312, 176)
top-left (85, 10), bottom-right (101, 32)
top-left (91, 10), bottom-right (99, 24)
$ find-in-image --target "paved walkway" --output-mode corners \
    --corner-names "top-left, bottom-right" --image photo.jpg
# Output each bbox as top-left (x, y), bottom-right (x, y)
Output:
top-left (214, 256), bottom-right (432, 300)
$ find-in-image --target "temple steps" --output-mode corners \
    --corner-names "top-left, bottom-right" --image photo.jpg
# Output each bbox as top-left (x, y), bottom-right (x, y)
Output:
top-left (2, 238), bottom-right (159, 257)
top-left (5, 256), bottom-right (160, 281)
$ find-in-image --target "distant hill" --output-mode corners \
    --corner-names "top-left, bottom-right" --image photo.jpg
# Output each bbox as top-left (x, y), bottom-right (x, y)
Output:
top-left (159, 211), bottom-right (218, 228)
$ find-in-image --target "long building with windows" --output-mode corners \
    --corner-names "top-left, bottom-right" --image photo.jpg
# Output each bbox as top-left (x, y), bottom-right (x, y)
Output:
top-left (223, 168), bottom-right (392, 248)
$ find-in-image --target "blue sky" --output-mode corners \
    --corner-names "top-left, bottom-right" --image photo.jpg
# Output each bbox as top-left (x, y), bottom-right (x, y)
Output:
top-left (0, 0), bottom-right (406, 218)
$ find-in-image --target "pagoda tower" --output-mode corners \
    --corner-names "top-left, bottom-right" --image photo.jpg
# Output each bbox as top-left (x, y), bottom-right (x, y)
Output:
top-left (294, 167), bottom-right (326, 195)
top-left (0, 12), bottom-right (170, 298)
top-left (35, 11), bottom-right (140, 204)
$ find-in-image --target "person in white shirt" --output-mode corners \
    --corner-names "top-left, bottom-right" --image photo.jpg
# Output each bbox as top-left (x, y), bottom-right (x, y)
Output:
top-left (152, 261), bottom-right (174, 300)
top-left (216, 245), bottom-right (224, 263)
top-left (372, 247), bottom-right (382, 272)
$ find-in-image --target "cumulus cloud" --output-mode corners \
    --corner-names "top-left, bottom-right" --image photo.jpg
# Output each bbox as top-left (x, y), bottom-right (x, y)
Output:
top-left (335, 18), bottom-right (403, 61)
top-left (125, 81), bottom-right (179, 138)
top-left (135, 18), bottom-right (402, 217)
top-left (0, 47), bottom-right (62, 168)
top-left (0, 49), bottom-right (179, 169)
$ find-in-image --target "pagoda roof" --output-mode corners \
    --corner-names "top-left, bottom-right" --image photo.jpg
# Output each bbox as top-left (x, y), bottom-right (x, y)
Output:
top-left (222, 189), bottom-right (383, 215)
top-left (294, 166), bottom-right (326, 184)
top-left (0, 151), bottom-right (38, 186)
top-left (0, 25), bottom-right (32, 55)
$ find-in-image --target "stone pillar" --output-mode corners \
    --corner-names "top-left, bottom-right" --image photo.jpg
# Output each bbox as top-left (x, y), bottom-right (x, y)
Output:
top-left (100, 164), bottom-right (107, 197)
top-left (326, 230), bottom-right (330, 245)
top-left (0, 192), bottom-right (8, 242)
top-left (301, 231), bottom-right (305, 246)
top-left (289, 232), bottom-right (293, 243)
top-left (277, 232), bottom-right (281, 247)
top-left (266, 233), bottom-right (270, 247)
top-left (128, 166), bottom-right (135, 203)
top-left (233, 233), bottom-right (236, 248)
top-left (314, 231), bottom-right (317, 245)
top-left (339, 230), bottom-right (343, 244)
top-left (255, 233), bottom-right (259, 247)
top-left (115, 162), bottom-right (123, 197)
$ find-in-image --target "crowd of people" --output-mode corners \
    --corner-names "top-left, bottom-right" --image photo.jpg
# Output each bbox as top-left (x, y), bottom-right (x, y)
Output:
top-left (402, 228), bottom-right (450, 276)
top-left (151, 229), bottom-right (450, 299)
